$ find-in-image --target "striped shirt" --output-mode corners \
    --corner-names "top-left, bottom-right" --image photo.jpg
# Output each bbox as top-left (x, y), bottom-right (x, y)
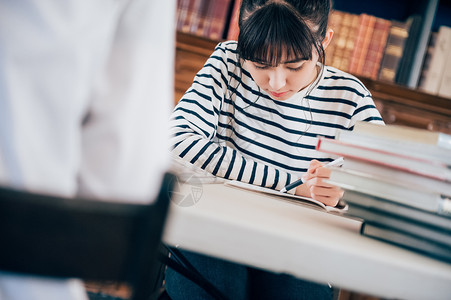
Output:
top-left (170, 41), bottom-right (384, 191)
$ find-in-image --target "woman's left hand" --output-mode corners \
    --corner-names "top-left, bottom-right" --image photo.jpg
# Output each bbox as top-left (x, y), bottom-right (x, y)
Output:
top-left (294, 159), bottom-right (344, 207)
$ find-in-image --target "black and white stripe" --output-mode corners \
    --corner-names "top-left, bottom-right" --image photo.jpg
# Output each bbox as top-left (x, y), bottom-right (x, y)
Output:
top-left (170, 41), bottom-right (384, 191)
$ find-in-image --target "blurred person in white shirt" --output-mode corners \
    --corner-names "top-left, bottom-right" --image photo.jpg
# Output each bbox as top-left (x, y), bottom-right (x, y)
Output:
top-left (0, 1), bottom-right (176, 299)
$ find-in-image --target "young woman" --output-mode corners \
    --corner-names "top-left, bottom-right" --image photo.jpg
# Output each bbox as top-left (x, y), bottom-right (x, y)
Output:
top-left (166, 0), bottom-right (384, 298)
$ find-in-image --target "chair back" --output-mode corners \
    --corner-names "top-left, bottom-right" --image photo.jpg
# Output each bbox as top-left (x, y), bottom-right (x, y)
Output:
top-left (0, 172), bottom-right (175, 300)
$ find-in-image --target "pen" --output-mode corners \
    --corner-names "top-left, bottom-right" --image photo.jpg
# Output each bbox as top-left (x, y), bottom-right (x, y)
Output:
top-left (280, 157), bottom-right (344, 193)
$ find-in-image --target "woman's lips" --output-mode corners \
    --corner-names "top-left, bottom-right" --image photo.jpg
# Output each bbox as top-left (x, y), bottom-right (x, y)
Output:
top-left (270, 91), bottom-right (288, 98)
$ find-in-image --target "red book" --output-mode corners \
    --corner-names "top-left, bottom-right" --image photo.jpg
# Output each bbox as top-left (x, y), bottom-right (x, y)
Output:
top-left (316, 136), bottom-right (451, 182)
top-left (205, 0), bottom-right (232, 40)
top-left (361, 17), bottom-right (391, 79)
top-left (349, 14), bottom-right (377, 75)
top-left (226, 0), bottom-right (242, 41)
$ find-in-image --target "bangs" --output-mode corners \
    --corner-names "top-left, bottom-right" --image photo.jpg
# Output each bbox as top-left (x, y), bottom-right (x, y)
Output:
top-left (237, 3), bottom-right (316, 66)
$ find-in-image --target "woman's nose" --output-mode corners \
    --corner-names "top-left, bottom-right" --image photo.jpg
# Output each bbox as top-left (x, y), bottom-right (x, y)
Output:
top-left (268, 68), bottom-right (286, 91)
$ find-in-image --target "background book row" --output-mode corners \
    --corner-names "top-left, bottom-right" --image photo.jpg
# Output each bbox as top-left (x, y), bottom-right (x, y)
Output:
top-left (176, 0), bottom-right (233, 41)
top-left (327, 10), bottom-right (451, 99)
top-left (176, 0), bottom-right (451, 100)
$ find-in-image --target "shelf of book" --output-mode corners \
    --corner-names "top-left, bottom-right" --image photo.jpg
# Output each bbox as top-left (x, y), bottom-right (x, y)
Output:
top-left (174, 31), bottom-right (451, 134)
top-left (176, 0), bottom-right (451, 94)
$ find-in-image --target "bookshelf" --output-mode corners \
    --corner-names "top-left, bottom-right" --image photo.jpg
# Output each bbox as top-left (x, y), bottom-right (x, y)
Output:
top-left (174, 0), bottom-right (451, 134)
top-left (175, 31), bottom-right (451, 134)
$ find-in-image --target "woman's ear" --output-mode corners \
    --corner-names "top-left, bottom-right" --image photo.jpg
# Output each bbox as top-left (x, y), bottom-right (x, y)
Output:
top-left (322, 28), bottom-right (334, 50)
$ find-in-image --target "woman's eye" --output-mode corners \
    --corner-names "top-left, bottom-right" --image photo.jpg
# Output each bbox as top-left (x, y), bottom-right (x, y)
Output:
top-left (287, 65), bottom-right (304, 71)
top-left (254, 64), bottom-right (269, 70)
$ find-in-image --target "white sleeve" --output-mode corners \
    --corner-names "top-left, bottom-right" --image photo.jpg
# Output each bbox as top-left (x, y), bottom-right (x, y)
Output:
top-left (78, 0), bottom-right (176, 203)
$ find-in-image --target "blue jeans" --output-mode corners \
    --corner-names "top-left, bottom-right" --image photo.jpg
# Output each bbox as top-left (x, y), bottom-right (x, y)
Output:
top-left (164, 250), bottom-right (333, 300)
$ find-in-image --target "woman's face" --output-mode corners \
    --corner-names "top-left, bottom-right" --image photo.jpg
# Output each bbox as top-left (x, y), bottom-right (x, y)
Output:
top-left (245, 50), bottom-right (319, 101)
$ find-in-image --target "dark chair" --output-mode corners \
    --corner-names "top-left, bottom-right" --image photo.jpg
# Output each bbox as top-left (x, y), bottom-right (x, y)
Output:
top-left (0, 172), bottom-right (176, 300)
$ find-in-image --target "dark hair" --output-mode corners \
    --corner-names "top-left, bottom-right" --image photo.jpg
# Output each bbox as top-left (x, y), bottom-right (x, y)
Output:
top-left (237, 0), bottom-right (330, 66)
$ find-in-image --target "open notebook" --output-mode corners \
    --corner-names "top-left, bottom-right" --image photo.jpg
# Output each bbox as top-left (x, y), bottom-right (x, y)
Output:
top-left (224, 180), bottom-right (347, 213)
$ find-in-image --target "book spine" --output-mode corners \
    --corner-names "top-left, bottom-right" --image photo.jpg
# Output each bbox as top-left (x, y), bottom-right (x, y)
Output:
top-left (438, 133), bottom-right (451, 150)
top-left (342, 14), bottom-right (360, 73)
top-left (361, 18), bottom-right (391, 79)
top-left (342, 158), bottom-right (451, 196)
top-left (378, 20), bottom-right (410, 82)
top-left (329, 10), bottom-right (346, 69)
top-left (188, 0), bottom-right (207, 36)
top-left (325, 10), bottom-right (343, 67)
top-left (344, 190), bottom-right (451, 231)
top-left (177, 0), bottom-right (192, 32)
top-left (405, 0), bottom-right (440, 88)
top-left (417, 31), bottom-right (438, 91)
top-left (180, 0), bottom-right (198, 33)
top-left (421, 26), bottom-right (451, 94)
top-left (355, 15), bottom-right (377, 75)
top-left (327, 167), bottom-right (448, 215)
top-left (226, 0), bottom-right (242, 41)
top-left (348, 204), bottom-right (451, 247)
top-left (193, 0), bottom-right (212, 38)
top-left (206, 0), bottom-right (232, 41)
top-left (348, 14), bottom-right (367, 74)
top-left (330, 12), bottom-right (359, 72)
top-left (361, 222), bottom-right (451, 263)
top-left (437, 40), bottom-right (451, 98)
top-left (349, 14), bottom-right (376, 75)
top-left (317, 137), bottom-right (451, 182)
top-left (396, 0), bottom-right (439, 88)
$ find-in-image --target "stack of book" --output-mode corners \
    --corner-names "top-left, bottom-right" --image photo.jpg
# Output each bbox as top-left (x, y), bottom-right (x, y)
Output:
top-left (316, 122), bottom-right (451, 263)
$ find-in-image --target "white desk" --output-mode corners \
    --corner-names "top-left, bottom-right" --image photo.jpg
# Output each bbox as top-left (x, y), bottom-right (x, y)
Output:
top-left (162, 182), bottom-right (451, 300)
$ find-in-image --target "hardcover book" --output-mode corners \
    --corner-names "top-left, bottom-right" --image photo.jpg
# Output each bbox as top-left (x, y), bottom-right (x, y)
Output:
top-left (378, 20), bottom-right (410, 82)
top-left (343, 190), bottom-right (451, 231)
top-left (342, 158), bottom-right (451, 197)
top-left (226, 0), bottom-right (242, 41)
top-left (326, 167), bottom-right (451, 216)
top-left (325, 10), bottom-right (344, 66)
top-left (317, 136), bottom-right (451, 182)
top-left (417, 31), bottom-right (438, 90)
top-left (437, 45), bottom-right (451, 98)
top-left (395, 15), bottom-right (423, 86)
top-left (349, 14), bottom-right (376, 75)
top-left (347, 204), bottom-right (451, 248)
top-left (330, 12), bottom-right (359, 72)
top-left (361, 17), bottom-right (391, 79)
top-left (204, 0), bottom-right (232, 40)
top-left (350, 121), bottom-right (451, 150)
top-left (421, 26), bottom-right (451, 94)
top-left (361, 222), bottom-right (451, 263)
